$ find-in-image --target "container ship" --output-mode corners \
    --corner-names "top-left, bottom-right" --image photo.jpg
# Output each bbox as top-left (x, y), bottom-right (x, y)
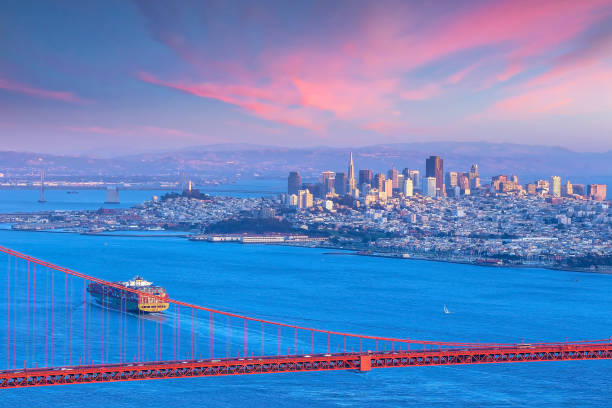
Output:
top-left (87, 276), bottom-right (169, 313)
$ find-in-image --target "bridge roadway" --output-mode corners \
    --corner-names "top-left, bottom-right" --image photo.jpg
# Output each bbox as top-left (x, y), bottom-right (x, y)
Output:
top-left (2, 342), bottom-right (611, 388)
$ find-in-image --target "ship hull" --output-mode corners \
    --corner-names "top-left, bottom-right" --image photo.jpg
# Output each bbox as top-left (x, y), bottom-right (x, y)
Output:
top-left (87, 285), bottom-right (169, 313)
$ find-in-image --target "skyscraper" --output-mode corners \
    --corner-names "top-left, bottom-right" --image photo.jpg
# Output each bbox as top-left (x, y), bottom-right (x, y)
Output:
top-left (551, 176), bottom-right (561, 198)
top-left (445, 171), bottom-right (458, 190)
top-left (470, 164), bottom-right (479, 177)
top-left (387, 167), bottom-right (399, 189)
top-left (426, 156), bottom-right (443, 195)
top-left (321, 171), bottom-right (335, 194)
top-left (424, 177), bottom-right (437, 197)
top-left (384, 179), bottom-right (393, 199)
top-left (359, 169), bottom-right (373, 187)
top-left (409, 170), bottom-right (420, 190)
top-left (403, 178), bottom-right (413, 197)
top-left (298, 189), bottom-right (313, 209)
top-left (587, 184), bottom-right (607, 201)
top-left (335, 172), bottom-right (347, 195)
top-left (373, 173), bottom-right (385, 191)
top-left (346, 152), bottom-right (357, 195)
top-left (562, 180), bottom-right (573, 197)
top-left (288, 171), bottom-right (301, 195)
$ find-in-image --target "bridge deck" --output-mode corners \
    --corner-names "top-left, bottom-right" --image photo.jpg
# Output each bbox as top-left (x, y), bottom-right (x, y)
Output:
top-left (2, 343), bottom-right (611, 388)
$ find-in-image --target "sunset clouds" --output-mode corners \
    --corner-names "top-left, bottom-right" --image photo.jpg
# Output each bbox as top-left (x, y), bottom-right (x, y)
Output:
top-left (134, 0), bottom-right (611, 136)
top-left (0, 77), bottom-right (89, 104)
top-left (1, 0), bottom-right (611, 152)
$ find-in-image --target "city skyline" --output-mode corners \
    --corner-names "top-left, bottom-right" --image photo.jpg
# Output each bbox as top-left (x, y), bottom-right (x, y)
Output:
top-left (286, 151), bottom-right (607, 203)
top-left (1, 1), bottom-right (611, 154)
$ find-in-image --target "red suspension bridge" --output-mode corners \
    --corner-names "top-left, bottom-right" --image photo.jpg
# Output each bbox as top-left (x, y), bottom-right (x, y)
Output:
top-left (1, 245), bottom-right (611, 389)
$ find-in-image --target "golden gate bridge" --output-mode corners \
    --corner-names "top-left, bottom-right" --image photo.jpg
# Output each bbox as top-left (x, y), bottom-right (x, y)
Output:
top-left (1, 245), bottom-right (610, 388)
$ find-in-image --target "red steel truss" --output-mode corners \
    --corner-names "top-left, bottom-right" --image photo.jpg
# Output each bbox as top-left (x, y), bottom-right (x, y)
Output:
top-left (2, 343), bottom-right (611, 388)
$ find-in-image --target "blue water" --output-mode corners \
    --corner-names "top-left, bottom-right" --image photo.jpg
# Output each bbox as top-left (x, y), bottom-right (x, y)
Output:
top-left (0, 229), bottom-right (610, 407)
top-left (0, 179), bottom-right (283, 213)
top-left (0, 189), bottom-right (167, 213)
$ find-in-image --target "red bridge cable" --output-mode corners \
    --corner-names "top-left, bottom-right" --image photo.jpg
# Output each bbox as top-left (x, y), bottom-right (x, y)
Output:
top-left (13, 255), bottom-right (17, 368)
top-left (82, 280), bottom-right (86, 365)
top-left (2, 245), bottom-right (611, 354)
top-left (26, 261), bottom-right (30, 368)
top-left (64, 274), bottom-right (67, 367)
top-left (32, 264), bottom-right (36, 366)
top-left (45, 267), bottom-right (48, 368)
top-left (13, 255), bottom-right (17, 369)
top-left (69, 276), bottom-right (73, 366)
top-left (51, 269), bottom-right (54, 367)
top-left (0, 246), bottom-right (455, 346)
top-left (6, 255), bottom-right (10, 370)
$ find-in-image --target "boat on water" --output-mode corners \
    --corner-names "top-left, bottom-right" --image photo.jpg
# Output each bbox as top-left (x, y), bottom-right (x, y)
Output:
top-left (87, 276), bottom-right (169, 313)
top-left (443, 304), bottom-right (451, 314)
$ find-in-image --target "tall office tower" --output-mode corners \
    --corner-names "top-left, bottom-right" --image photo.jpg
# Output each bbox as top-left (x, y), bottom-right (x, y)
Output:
top-left (288, 194), bottom-right (298, 207)
top-left (298, 189), bottom-right (313, 209)
top-left (446, 171), bottom-right (458, 189)
top-left (587, 184), bottom-right (607, 201)
top-left (425, 156), bottom-right (443, 194)
top-left (387, 167), bottom-right (399, 189)
top-left (359, 169), bottom-right (373, 187)
top-left (527, 183), bottom-right (537, 194)
top-left (409, 170), bottom-right (420, 190)
top-left (511, 174), bottom-right (519, 185)
top-left (397, 174), bottom-right (404, 189)
top-left (321, 171), bottom-right (335, 194)
top-left (424, 177), bottom-right (437, 197)
top-left (374, 173), bottom-right (385, 191)
top-left (403, 178), bottom-right (413, 197)
top-left (402, 168), bottom-right (411, 178)
top-left (335, 172), bottom-right (347, 196)
top-left (459, 174), bottom-right (470, 190)
top-left (38, 169), bottom-right (46, 203)
top-left (470, 176), bottom-right (480, 190)
top-left (551, 176), bottom-right (562, 197)
top-left (536, 179), bottom-right (550, 194)
top-left (384, 179), bottom-right (393, 198)
top-left (288, 171), bottom-right (301, 195)
top-left (562, 180), bottom-right (573, 197)
top-left (492, 175), bottom-right (508, 191)
top-left (470, 164), bottom-right (479, 177)
top-left (347, 152), bottom-right (357, 195)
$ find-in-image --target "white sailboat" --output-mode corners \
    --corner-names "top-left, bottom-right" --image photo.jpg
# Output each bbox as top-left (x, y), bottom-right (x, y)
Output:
top-left (443, 304), bottom-right (451, 314)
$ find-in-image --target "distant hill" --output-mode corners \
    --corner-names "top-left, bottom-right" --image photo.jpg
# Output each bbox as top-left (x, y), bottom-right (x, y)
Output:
top-left (1, 142), bottom-right (611, 183)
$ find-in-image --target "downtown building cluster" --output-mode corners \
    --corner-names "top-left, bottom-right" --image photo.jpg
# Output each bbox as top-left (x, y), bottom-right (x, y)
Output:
top-left (285, 153), bottom-right (607, 210)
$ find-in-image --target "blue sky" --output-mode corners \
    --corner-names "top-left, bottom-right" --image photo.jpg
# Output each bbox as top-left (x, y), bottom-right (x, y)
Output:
top-left (1, 0), bottom-right (611, 154)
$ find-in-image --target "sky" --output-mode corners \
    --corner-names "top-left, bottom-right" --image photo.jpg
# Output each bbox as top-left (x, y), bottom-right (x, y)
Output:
top-left (0, 0), bottom-right (611, 154)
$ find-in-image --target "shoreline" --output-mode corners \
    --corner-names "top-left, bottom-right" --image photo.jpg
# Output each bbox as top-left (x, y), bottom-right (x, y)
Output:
top-left (2, 227), bottom-right (611, 275)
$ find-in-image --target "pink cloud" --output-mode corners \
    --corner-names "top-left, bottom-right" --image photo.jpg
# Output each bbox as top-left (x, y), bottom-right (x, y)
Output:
top-left (137, 72), bottom-right (324, 131)
top-left (496, 62), bottom-right (524, 82)
top-left (401, 84), bottom-right (440, 101)
top-left (0, 77), bottom-right (89, 104)
top-left (136, 0), bottom-right (612, 132)
top-left (482, 65), bottom-right (612, 119)
top-left (402, 62), bottom-right (482, 101)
